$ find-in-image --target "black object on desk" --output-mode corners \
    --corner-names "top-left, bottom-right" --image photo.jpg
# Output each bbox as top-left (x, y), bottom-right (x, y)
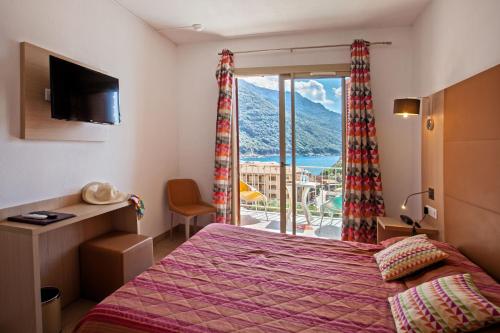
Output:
top-left (7, 211), bottom-right (76, 226)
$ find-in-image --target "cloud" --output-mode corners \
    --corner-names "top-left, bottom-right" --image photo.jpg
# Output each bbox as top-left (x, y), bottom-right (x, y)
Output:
top-left (241, 76), bottom-right (279, 91)
top-left (295, 80), bottom-right (335, 111)
top-left (240, 77), bottom-right (336, 111)
top-left (333, 86), bottom-right (342, 96)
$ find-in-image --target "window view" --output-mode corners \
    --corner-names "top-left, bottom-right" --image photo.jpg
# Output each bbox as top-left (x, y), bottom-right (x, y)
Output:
top-left (237, 74), bottom-right (348, 239)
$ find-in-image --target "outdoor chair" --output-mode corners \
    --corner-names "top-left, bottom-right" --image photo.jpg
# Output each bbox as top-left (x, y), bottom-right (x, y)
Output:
top-left (240, 180), bottom-right (269, 222)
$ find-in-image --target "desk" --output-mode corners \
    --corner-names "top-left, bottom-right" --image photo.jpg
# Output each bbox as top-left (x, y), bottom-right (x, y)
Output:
top-left (376, 216), bottom-right (439, 244)
top-left (0, 194), bottom-right (139, 333)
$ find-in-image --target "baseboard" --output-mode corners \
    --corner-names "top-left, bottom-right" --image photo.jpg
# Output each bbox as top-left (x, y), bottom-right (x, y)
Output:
top-left (153, 225), bottom-right (178, 245)
top-left (153, 224), bottom-right (206, 245)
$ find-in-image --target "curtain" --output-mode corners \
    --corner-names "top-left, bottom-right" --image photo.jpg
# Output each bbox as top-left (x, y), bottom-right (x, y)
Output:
top-left (213, 49), bottom-right (234, 224)
top-left (341, 40), bottom-right (385, 243)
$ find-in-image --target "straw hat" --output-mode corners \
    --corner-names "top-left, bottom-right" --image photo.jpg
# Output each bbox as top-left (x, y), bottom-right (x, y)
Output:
top-left (81, 182), bottom-right (129, 205)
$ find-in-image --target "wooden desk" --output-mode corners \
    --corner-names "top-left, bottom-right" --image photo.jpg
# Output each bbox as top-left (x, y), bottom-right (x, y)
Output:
top-left (377, 216), bottom-right (439, 244)
top-left (0, 194), bottom-right (139, 333)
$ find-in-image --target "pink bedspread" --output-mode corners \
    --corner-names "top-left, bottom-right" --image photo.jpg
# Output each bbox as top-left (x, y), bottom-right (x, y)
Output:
top-left (75, 224), bottom-right (407, 333)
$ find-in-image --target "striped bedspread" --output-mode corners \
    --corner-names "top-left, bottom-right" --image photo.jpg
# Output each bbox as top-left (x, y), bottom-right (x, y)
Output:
top-left (75, 224), bottom-right (406, 333)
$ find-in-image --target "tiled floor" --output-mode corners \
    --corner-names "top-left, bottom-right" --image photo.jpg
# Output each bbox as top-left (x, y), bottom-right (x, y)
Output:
top-left (153, 226), bottom-right (189, 263)
top-left (62, 227), bottom-right (189, 333)
top-left (240, 208), bottom-right (342, 239)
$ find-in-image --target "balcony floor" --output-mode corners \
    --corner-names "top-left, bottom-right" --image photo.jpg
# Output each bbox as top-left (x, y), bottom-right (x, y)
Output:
top-left (240, 207), bottom-right (342, 240)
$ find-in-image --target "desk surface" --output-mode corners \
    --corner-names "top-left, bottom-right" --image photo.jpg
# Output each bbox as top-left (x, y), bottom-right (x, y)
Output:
top-left (377, 216), bottom-right (439, 234)
top-left (0, 201), bottom-right (131, 235)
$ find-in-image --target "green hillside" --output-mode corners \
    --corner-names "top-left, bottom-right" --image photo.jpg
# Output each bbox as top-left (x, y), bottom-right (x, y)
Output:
top-left (238, 80), bottom-right (342, 156)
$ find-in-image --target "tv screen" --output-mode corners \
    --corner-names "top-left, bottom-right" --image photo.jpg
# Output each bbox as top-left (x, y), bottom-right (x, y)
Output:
top-left (49, 56), bottom-right (120, 125)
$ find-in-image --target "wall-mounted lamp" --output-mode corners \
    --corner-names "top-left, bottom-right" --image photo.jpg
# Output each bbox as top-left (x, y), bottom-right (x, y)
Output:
top-left (401, 188), bottom-right (434, 210)
top-left (393, 98), bottom-right (420, 118)
top-left (393, 98), bottom-right (434, 130)
top-left (400, 188), bottom-right (434, 235)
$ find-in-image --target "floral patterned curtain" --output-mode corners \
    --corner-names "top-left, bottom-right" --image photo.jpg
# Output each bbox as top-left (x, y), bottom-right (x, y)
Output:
top-left (342, 40), bottom-right (385, 243)
top-left (213, 50), bottom-right (234, 224)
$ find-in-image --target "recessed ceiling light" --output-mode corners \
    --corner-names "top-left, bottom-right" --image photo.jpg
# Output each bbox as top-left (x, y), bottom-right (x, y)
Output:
top-left (192, 24), bottom-right (204, 32)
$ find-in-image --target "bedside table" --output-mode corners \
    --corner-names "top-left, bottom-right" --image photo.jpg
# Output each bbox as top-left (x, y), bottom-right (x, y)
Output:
top-left (377, 216), bottom-right (439, 244)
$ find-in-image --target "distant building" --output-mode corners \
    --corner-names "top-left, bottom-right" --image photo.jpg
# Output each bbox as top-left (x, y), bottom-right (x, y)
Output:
top-left (239, 162), bottom-right (309, 200)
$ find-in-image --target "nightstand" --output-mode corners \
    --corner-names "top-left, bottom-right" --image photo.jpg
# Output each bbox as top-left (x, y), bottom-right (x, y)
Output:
top-left (376, 216), bottom-right (439, 244)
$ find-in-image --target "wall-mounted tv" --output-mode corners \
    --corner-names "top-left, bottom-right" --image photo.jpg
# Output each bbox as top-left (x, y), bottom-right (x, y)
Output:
top-left (49, 56), bottom-right (120, 125)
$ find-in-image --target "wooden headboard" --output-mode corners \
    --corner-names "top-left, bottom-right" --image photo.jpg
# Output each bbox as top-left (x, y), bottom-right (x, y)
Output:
top-left (422, 64), bottom-right (500, 281)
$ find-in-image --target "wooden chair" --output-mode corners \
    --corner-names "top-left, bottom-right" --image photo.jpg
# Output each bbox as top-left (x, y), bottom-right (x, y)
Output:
top-left (167, 179), bottom-right (216, 240)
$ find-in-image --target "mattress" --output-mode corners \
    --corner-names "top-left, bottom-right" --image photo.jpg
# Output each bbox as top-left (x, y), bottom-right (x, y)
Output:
top-left (75, 224), bottom-right (407, 332)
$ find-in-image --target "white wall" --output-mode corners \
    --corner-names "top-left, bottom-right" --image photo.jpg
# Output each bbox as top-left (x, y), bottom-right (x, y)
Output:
top-left (177, 27), bottom-right (422, 220)
top-left (4, 0), bottom-right (494, 236)
top-left (0, 0), bottom-right (178, 237)
top-left (413, 0), bottom-right (500, 96)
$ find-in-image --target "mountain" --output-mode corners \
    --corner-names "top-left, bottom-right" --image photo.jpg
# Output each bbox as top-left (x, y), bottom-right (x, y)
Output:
top-left (238, 79), bottom-right (342, 156)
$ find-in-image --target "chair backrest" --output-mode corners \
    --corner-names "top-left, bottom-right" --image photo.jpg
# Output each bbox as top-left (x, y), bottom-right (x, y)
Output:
top-left (331, 196), bottom-right (343, 210)
top-left (239, 180), bottom-right (251, 192)
top-left (166, 179), bottom-right (202, 208)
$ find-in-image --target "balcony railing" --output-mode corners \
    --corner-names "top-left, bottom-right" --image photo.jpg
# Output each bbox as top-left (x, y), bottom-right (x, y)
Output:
top-left (239, 162), bottom-right (342, 218)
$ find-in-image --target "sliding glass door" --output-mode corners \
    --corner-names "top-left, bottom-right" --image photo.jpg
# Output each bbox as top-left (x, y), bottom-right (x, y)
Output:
top-left (237, 72), bottom-right (346, 239)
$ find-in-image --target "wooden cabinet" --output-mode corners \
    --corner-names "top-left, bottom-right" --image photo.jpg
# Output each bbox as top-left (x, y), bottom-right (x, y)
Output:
top-left (376, 216), bottom-right (439, 244)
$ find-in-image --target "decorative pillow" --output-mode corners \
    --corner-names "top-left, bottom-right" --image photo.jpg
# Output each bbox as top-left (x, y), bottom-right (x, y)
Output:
top-left (374, 234), bottom-right (448, 281)
top-left (389, 274), bottom-right (500, 333)
top-left (402, 240), bottom-right (500, 307)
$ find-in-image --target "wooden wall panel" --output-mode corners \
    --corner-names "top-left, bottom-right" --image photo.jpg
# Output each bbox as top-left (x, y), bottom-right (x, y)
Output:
top-left (443, 64), bottom-right (500, 281)
top-left (20, 42), bottom-right (109, 141)
top-left (445, 140), bottom-right (500, 214)
top-left (444, 65), bottom-right (500, 142)
top-left (421, 91), bottom-right (445, 240)
top-left (445, 196), bottom-right (500, 280)
top-left (422, 64), bottom-right (500, 281)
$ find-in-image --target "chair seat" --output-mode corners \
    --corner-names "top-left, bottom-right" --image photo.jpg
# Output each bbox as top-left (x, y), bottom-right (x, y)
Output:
top-left (171, 202), bottom-right (216, 217)
top-left (240, 191), bottom-right (265, 202)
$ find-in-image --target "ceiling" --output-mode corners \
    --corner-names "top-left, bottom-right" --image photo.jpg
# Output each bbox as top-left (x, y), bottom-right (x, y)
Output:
top-left (116, 0), bottom-right (430, 44)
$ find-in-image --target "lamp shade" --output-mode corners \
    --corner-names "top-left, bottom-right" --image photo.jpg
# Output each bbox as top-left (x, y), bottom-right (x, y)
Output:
top-left (393, 98), bottom-right (420, 117)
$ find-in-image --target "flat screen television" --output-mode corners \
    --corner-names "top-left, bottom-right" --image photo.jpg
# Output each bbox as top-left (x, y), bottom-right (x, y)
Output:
top-left (49, 55), bottom-right (120, 125)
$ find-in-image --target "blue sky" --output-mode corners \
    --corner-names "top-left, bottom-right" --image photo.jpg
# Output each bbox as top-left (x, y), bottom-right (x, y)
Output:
top-left (241, 76), bottom-right (343, 113)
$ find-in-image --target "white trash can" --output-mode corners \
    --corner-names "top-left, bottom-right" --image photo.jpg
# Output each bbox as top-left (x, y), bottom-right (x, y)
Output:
top-left (41, 287), bottom-right (61, 333)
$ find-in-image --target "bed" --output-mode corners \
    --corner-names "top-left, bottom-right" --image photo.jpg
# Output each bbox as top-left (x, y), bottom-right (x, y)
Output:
top-left (75, 224), bottom-right (500, 333)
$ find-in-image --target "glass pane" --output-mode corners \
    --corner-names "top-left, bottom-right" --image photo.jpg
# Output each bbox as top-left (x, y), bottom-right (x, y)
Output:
top-left (284, 78), bottom-right (294, 234)
top-left (237, 75), bottom-right (345, 240)
top-left (237, 76), bottom-right (281, 232)
top-left (292, 77), bottom-right (344, 239)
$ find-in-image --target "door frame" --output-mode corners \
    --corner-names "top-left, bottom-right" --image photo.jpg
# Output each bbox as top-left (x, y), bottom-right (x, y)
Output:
top-left (233, 64), bottom-right (349, 231)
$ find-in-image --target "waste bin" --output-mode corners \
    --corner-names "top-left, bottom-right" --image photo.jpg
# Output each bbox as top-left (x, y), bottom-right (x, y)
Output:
top-left (41, 287), bottom-right (61, 333)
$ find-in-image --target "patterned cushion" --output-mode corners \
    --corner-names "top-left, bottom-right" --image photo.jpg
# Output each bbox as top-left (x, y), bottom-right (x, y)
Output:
top-left (374, 234), bottom-right (448, 281)
top-left (389, 274), bottom-right (500, 333)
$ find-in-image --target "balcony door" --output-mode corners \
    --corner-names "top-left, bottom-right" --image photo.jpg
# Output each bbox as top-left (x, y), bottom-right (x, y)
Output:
top-left (236, 67), bottom-right (348, 239)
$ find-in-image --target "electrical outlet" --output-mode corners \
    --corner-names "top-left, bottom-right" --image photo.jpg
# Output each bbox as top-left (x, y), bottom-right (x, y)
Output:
top-left (425, 205), bottom-right (437, 219)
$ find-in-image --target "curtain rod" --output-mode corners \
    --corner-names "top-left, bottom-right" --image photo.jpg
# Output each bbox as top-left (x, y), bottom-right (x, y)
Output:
top-left (218, 41), bottom-right (392, 55)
